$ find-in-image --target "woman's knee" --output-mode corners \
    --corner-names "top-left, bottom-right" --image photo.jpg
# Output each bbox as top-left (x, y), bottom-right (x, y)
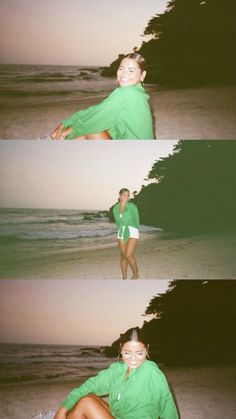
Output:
top-left (71, 394), bottom-right (95, 411)
top-left (120, 253), bottom-right (127, 261)
top-left (125, 252), bottom-right (133, 262)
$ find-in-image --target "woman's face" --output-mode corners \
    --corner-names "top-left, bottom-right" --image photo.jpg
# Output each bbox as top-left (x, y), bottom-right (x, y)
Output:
top-left (117, 58), bottom-right (146, 87)
top-left (119, 191), bottom-right (130, 203)
top-left (121, 340), bottom-right (147, 370)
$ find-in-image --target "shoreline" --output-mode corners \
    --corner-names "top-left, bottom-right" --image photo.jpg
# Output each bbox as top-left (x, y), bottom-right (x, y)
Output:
top-left (0, 365), bottom-right (235, 419)
top-left (1, 232), bottom-right (236, 279)
top-left (0, 85), bottom-right (235, 139)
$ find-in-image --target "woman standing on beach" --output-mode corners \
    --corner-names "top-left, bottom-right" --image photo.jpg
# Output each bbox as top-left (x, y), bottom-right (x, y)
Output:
top-left (54, 328), bottom-right (179, 419)
top-left (112, 188), bottom-right (139, 279)
top-left (51, 53), bottom-right (154, 140)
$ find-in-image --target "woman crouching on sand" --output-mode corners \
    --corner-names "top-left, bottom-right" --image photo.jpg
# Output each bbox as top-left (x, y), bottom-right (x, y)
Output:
top-left (113, 188), bottom-right (139, 279)
top-left (51, 53), bottom-right (154, 140)
top-left (54, 328), bottom-right (179, 419)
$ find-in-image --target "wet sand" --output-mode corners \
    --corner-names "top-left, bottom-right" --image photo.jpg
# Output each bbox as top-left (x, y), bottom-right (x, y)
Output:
top-left (1, 233), bottom-right (236, 279)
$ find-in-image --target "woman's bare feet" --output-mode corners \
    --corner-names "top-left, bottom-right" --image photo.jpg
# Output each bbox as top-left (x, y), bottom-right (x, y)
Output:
top-left (131, 272), bottom-right (139, 279)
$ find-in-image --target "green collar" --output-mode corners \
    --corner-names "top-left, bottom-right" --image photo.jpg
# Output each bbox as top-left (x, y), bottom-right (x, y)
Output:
top-left (119, 82), bottom-right (144, 91)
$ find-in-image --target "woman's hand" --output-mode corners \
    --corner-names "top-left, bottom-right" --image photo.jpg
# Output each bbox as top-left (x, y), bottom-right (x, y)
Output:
top-left (51, 124), bottom-right (72, 140)
top-left (53, 406), bottom-right (68, 419)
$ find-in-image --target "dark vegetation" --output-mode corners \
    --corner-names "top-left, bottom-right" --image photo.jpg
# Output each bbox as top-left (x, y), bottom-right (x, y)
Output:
top-left (105, 280), bottom-right (236, 365)
top-left (108, 141), bottom-right (236, 235)
top-left (102, 0), bottom-right (236, 87)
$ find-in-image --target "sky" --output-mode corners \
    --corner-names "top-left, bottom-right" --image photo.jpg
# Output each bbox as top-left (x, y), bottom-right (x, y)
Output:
top-left (0, 0), bottom-right (169, 66)
top-left (0, 140), bottom-right (179, 210)
top-left (0, 279), bottom-right (170, 345)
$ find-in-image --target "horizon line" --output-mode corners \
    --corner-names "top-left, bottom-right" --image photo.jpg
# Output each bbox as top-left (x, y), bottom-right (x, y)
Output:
top-left (0, 62), bottom-right (109, 68)
top-left (0, 341), bottom-right (109, 347)
top-left (0, 206), bottom-right (108, 211)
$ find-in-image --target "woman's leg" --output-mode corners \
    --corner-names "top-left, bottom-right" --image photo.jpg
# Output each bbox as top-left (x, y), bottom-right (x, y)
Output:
top-left (73, 131), bottom-right (111, 140)
top-left (67, 394), bottom-right (113, 419)
top-left (118, 239), bottom-right (128, 279)
top-left (125, 238), bottom-right (139, 279)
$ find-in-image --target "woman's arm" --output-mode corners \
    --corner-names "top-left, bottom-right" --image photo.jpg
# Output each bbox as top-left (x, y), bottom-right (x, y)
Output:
top-left (153, 369), bottom-right (179, 419)
top-left (159, 391), bottom-right (179, 419)
top-left (59, 88), bottom-right (125, 139)
top-left (53, 406), bottom-right (67, 419)
top-left (59, 363), bottom-right (115, 412)
top-left (112, 204), bottom-right (119, 227)
top-left (131, 204), bottom-right (140, 229)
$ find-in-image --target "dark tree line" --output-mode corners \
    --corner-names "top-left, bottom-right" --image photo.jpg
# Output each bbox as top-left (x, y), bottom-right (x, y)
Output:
top-left (105, 280), bottom-right (236, 365)
top-left (108, 140), bottom-right (236, 235)
top-left (102, 0), bottom-right (235, 86)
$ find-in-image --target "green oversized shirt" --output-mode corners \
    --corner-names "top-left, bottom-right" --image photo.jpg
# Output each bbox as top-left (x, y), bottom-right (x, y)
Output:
top-left (113, 201), bottom-right (140, 242)
top-left (61, 360), bottom-right (178, 419)
top-left (61, 83), bottom-right (154, 140)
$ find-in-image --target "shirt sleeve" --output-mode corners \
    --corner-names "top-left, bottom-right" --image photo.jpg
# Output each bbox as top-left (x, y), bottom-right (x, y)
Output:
top-left (61, 88), bottom-right (126, 139)
top-left (61, 365), bottom-right (113, 411)
top-left (153, 369), bottom-right (179, 419)
top-left (131, 204), bottom-right (140, 228)
top-left (160, 391), bottom-right (179, 419)
top-left (112, 205), bottom-right (119, 226)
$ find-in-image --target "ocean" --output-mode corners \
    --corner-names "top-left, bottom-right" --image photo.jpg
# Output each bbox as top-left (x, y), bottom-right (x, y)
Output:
top-left (0, 207), bottom-right (160, 273)
top-left (0, 64), bottom-right (117, 107)
top-left (0, 343), bottom-right (116, 386)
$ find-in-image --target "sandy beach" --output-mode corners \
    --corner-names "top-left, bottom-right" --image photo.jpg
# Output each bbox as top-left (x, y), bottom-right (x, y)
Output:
top-left (0, 85), bottom-right (235, 140)
top-left (1, 232), bottom-right (236, 279)
top-left (0, 365), bottom-right (235, 419)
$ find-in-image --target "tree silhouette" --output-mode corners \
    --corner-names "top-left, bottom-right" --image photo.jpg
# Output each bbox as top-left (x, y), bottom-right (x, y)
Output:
top-left (102, 0), bottom-right (236, 86)
top-left (141, 0), bottom-right (236, 85)
top-left (105, 280), bottom-right (236, 365)
top-left (127, 141), bottom-right (236, 234)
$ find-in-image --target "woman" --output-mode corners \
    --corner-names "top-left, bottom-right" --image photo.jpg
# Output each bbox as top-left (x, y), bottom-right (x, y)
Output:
top-left (51, 53), bottom-right (154, 140)
top-left (54, 328), bottom-right (179, 419)
top-left (112, 188), bottom-right (139, 279)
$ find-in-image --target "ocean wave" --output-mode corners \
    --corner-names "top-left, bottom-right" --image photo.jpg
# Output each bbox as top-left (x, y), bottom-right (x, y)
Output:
top-left (0, 212), bottom-right (108, 225)
top-left (0, 89), bottom-right (73, 97)
top-left (27, 351), bottom-right (101, 359)
top-left (0, 225), bottom-right (160, 243)
top-left (0, 68), bottom-right (100, 81)
top-left (141, 225), bottom-right (163, 233)
top-left (11, 73), bottom-right (99, 83)
top-left (0, 218), bottom-right (89, 226)
top-left (0, 228), bottom-right (116, 241)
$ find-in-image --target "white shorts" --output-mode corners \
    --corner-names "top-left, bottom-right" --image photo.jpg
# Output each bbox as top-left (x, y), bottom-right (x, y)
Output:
top-left (117, 225), bottom-right (139, 240)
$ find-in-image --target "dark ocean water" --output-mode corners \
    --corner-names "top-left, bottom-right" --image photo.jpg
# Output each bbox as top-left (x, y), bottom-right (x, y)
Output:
top-left (0, 64), bottom-right (117, 107)
top-left (0, 343), bottom-right (116, 386)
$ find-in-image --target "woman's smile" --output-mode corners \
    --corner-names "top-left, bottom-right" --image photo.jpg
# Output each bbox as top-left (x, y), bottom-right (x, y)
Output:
top-left (128, 361), bottom-right (138, 368)
top-left (120, 77), bottom-right (130, 85)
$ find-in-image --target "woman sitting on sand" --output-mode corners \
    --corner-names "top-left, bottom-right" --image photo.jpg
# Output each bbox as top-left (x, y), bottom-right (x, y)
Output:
top-left (51, 53), bottom-right (154, 140)
top-left (54, 328), bottom-right (178, 419)
top-left (112, 188), bottom-right (140, 279)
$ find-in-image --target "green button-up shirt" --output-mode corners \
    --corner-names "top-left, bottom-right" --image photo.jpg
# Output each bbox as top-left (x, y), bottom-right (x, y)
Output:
top-left (61, 360), bottom-right (178, 419)
top-left (61, 83), bottom-right (154, 139)
top-left (113, 201), bottom-right (140, 242)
